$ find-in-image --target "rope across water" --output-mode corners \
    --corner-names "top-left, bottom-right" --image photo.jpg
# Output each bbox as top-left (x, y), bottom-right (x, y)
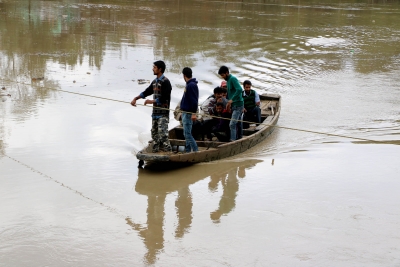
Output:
top-left (0, 78), bottom-right (386, 143)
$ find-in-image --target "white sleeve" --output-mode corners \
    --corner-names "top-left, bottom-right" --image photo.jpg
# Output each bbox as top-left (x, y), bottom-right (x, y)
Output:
top-left (254, 91), bottom-right (260, 103)
top-left (201, 98), bottom-right (211, 115)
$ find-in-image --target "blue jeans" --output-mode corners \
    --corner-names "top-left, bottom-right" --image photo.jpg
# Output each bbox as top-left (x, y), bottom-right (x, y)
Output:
top-left (229, 105), bottom-right (243, 141)
top-left (182, 112), bottom-right (198, 152)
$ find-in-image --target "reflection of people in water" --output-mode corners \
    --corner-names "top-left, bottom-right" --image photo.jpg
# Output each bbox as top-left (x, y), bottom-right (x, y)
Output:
top-left (126, 195), bottom-right (166, 265)
top-left (175, 187), bottom-right (193, 238)
top-left (209, 164), bottom-right (253, 223)
top-left (210, 168), bottom-right (239, 223)
top-left (129, 160), bottom-right (260, 264)
top-left (128, 170), bottom-right (194, 265)
top-left (208, 172), bottom-right (227, 192)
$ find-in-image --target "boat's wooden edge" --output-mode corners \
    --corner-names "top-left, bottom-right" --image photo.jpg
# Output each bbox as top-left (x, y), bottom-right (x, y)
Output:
top-left (260, 93), bottom-right (280, 100)
top-left (255, 115), bottom-right (275, 131)
top-left (136, 151), bottom-right (170, 161)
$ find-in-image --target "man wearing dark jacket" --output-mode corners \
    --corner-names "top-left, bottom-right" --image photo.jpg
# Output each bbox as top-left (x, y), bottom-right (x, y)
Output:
top-left (131, 60), bottom-right (172, 153)
top-left (180, 67), bottom-right (199, 152)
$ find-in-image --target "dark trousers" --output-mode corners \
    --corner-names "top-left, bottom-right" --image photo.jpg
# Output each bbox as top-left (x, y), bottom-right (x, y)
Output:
top-left (243, 106), bottom-right (261, 129)
top-left (202, 119), bottom-right (217, 140)
top-left (191, 120), bottom-right (203, 140)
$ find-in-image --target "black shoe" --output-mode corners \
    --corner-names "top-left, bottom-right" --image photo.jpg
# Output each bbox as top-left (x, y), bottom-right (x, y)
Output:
top-left (152, 144), bottom-right (159, 153)
top-left (163, 147), bottom-right (172, 152)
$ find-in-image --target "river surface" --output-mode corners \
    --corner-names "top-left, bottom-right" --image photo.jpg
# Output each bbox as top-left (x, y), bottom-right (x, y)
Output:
top-left (1, 0), bottom-right (400, 266)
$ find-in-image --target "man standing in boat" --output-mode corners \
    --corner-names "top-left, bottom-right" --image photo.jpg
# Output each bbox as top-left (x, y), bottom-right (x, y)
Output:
top-left (180, 67), bottom-right (199, 153)
top-left (131, 61), bottom-right (172, 153)
top-left (218, 66), bottom-right (244, 141)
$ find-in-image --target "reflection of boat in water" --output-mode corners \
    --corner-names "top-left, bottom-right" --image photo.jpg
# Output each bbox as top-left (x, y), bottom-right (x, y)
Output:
top-left (137, 93), bottom-right (280, 165)
top-left (127, 159), bottom-right (262, 265)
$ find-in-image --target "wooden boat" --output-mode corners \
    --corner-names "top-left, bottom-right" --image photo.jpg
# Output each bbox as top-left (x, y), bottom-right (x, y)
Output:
top-left (136, 93), bottom-right (281, 166)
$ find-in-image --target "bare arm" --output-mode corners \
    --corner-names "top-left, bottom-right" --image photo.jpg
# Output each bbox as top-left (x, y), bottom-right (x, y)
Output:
top-left (131, 82), bottom-right (154, 106)
top-left (130, 95), bottom-right (141, 106)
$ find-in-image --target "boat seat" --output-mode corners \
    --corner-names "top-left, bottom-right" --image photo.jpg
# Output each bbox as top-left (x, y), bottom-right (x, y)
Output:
top-left (170, 139), bottom-right (225, 148)
top-left (243, 125), bottom-right (258, 136)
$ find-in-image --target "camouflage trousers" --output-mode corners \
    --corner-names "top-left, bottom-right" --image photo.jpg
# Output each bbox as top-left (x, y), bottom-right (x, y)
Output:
top-left (151, 116), bottom-right (172, 152)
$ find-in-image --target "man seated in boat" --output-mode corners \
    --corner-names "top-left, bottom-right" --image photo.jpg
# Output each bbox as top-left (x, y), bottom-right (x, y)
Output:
top-left (221, 87), bottom-right (228, 101)
top-left (242, 80), bottom-right (261, 129)
top-left (208, 81), bottom-right (228, 104)
top-left (211, 102), bottom-right (231, 142)
top-left (200, 86), bottom-right (227, 140)
top-left (220, 80), bottom-right (227, 89)
top-left (204, 86), bottom-right (228, 106)
top-left (220, 81), bottom-right (228, 99)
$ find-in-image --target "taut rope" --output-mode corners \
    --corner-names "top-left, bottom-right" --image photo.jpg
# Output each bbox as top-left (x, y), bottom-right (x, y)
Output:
top-left (0, 78), bottom-right (390, 144)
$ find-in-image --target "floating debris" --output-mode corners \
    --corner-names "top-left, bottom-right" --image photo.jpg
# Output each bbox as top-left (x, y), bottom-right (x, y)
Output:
top-left (138, 79), bottom-right (146, 84)
top-left (73, 80), bottom-right (76, 83)
top-left (1, 87), bottom-right (5, 90)
top-left (32, 77), bottom-right (44, 81)
top-left (87, 72), bottom-right (91, 74)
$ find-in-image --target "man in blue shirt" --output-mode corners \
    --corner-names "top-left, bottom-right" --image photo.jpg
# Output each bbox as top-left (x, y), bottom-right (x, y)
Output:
top-left (180, 67), bottom-right (199, 153)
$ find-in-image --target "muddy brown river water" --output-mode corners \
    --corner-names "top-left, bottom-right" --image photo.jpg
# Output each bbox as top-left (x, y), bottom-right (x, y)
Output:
top-left (1, 0), bottom-right (400, 266)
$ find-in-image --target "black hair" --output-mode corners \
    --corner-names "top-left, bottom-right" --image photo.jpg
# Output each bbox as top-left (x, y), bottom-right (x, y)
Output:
top-left (243, 80), bottom-right (252, 87)
top-left (216, 102), bottom-right (224, 108)
top-left (153, 60), bottom-right (166, 73)
top-left (221, 87), bottom-right (227, 93)
top-left (182, 67), bottom-right (192, 78)
top-left (213, 86), bottom-right (223, 94)
top-left (218, 65), bottom-right (229, 75)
